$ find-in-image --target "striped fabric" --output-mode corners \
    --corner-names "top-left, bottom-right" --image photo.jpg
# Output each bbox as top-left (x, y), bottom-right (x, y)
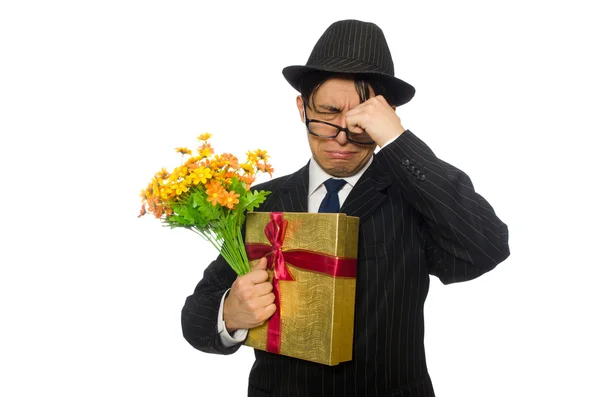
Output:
top-left (181, 130), bottom-right (510, 397)
top-left (306, 19), bottom-right (395, 74)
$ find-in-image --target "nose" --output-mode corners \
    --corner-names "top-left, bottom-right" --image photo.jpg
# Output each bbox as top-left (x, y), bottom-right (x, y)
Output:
top-left (334, 128), bottom-right (349, 145)
top-left (334, 115), bottom-right (349, 145)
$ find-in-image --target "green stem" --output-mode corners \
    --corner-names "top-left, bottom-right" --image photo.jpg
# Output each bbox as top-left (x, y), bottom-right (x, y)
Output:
top-left (188, 213), bottom-right (250, 276)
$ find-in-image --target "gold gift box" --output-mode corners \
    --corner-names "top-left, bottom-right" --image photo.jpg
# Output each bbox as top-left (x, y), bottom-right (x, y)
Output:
top-left (243, 212), bottom-right (359, 366)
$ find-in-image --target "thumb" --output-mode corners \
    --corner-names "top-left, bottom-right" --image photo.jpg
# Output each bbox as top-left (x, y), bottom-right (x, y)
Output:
top-left (252, 257), bottom-right (268, 271)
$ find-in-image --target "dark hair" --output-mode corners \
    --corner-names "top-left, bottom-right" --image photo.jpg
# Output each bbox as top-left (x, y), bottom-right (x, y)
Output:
top-left (298, 71), bottom-right (391, 110)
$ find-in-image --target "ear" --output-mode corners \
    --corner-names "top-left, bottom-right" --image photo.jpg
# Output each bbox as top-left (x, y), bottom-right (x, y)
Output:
top-left (296, 96), bottom-right (305, 122)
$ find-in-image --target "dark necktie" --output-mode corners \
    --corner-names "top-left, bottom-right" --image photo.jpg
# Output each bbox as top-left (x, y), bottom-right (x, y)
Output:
top-left (318, 178), bottom-right (347, 213)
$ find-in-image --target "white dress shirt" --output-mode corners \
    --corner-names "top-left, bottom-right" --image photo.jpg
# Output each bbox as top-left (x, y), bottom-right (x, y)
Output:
top-left (218, 136), bottom-right (398, 346)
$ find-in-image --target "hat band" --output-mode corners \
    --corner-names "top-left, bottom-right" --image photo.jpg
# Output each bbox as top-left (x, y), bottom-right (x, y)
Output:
top-left (306, 56), bottom-right (390, 74)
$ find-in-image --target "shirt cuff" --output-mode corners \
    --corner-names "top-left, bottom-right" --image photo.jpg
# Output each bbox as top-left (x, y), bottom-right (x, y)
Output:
top-left (217, 288), bottom-right (248, 347)
top-left (380, 133), bottom-right (402, 149)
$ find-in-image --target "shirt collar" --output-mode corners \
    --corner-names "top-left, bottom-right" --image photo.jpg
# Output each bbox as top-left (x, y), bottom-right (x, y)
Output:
top-left (308, 155), bottom-right (373, 197)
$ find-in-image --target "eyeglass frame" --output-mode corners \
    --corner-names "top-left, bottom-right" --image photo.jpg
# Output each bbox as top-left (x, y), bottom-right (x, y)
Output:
top-left (302, 102), bottom-right (376, 145)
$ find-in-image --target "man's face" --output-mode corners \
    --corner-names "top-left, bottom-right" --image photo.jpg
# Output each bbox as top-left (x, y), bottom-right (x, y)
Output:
top-left (296, 78), bottom-right (377, 178)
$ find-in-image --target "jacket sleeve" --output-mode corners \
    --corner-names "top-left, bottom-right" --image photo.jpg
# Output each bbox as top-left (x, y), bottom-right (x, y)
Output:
top-left (181, 253), bottom-right (242, 354)
top-left (378, 130), bottom-right (510, 284)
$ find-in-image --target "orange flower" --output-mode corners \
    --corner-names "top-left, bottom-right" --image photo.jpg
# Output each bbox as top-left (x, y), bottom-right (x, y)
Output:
top-left (207, 156), bottom-right (224, 171)
top-left (146, 196), bottom-right (163, 218)
top-left (215, 170), bottom-right (236, 187)
top-left (257, 162), bottom-right (274, 176)
top-left (185, 156), bottom-right (201, 171)
top-left (240, 174), bottom-right (256, 190)
top-left (220, 153), bottom-right (239, 169)
top-left (218, 190), bottom-right (240, 209)
top-left (206, 180), bottom-right (225, 206)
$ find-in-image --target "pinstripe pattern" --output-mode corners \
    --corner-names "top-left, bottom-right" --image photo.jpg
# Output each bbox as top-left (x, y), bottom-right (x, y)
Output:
top-left (182, 130), bottom-right (510, 396)
top-left (308, 20), bottom-right (393, 74)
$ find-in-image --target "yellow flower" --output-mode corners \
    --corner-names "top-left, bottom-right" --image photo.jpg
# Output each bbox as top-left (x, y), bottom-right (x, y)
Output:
top-left (255, 149), bottom-right (269, 160)
top-left (198, 167), bottom-right (213, 183)
top-left (155, 168), bottom-right (170, 180)
top-left (175, 147), bottom-right (192, 156)
top-left (174, 181), bottom-right (189, 196)
top-left (197, 143), bottom-right (214, 159)
top-left (197, 132), bottom-right (212, 141)
top-left (188, 166), bottom-right (212, 185)
top-left (246, 150), bottom-right (258, 164)
top-left (159, 185), bottom-right (173, 200)
top-left (171, 165), bottom-right (189, 181)
top-left (240, 163), bottom-right (255, 175)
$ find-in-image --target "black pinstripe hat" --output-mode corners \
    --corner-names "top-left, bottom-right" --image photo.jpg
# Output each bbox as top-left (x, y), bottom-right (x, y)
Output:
top-left (282, 19), bottom-right (415, 106)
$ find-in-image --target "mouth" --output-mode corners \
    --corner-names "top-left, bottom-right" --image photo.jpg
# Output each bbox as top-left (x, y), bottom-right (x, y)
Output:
top-left (325, 150), bottom-right (357, 160)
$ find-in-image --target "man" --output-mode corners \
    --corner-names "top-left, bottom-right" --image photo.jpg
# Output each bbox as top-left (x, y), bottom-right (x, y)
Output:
top-left (182, 19), bottom-right (510, 396)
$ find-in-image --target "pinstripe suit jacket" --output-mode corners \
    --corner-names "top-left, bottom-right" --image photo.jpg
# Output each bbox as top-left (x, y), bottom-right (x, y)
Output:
top-left (182, 130), bottom-right (510, 397)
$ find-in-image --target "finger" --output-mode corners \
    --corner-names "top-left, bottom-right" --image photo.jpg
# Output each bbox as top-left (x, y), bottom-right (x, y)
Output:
top-left (263, 303), bottom-right (277, 319)
top-left (348, 122), bottom-right (366, 135)
top-left (346, 120), bottom-right (367, 135)
top-left (252, 257), bottom-right (268, 271)
top-left (245, 269), bottom-right (269, 284)
top-left (344, 111), bottom-right (367, 134)
top-left (254, 280), bottom-right (274, 296)
top-left (255, 292), bottom-right (276, 308)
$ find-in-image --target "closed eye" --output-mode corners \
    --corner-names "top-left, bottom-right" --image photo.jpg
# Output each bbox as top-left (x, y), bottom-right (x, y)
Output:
top-left (316, 104), bottom-right (342, 114)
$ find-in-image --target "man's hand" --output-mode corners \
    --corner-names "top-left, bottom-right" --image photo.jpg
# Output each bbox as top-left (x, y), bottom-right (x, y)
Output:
top-left (345, 95), bottom-right (406, 147)
top-left (223, 257), bottom-right (276, 333)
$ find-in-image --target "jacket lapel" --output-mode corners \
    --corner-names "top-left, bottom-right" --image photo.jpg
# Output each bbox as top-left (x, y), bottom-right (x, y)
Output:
top-left (267, 162), bottom-right (310, 213)
top-left (340, 157), bottom-right (391, 223)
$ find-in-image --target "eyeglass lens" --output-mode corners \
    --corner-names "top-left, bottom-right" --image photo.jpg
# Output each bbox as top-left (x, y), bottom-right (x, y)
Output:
top-left (308, 121), bottom-right (374, 144)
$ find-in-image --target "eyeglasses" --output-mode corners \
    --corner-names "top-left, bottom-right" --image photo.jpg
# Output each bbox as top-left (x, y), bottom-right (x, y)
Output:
top-left (303, 103), bottom-right (375, 145)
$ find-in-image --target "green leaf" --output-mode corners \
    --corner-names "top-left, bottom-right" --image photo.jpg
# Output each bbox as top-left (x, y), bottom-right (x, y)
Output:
top-left (243, 190), bottom-right (270, 213)
top-left (229, 177), bottom-right (245, 196)
top-left (191, 188), bottom-right (207, 208)
top-left (164, 214), bottom-right (194, 227)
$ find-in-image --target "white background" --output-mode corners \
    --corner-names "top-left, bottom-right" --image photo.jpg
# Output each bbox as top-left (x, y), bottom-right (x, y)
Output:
top-left (1, 1), bottom-right (599, 396)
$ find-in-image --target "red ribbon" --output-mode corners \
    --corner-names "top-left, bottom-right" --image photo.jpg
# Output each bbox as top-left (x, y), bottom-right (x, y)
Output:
top-left (245, 212), bottom-right (357, 354)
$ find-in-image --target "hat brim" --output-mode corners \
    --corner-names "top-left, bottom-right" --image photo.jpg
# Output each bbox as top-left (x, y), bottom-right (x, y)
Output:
top-left (282, 65), bottom-right (415, 107)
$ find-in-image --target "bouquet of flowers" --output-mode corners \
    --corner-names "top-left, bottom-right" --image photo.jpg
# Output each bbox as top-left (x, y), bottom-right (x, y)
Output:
top-left (138, 133), bottom-right (272, 275)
